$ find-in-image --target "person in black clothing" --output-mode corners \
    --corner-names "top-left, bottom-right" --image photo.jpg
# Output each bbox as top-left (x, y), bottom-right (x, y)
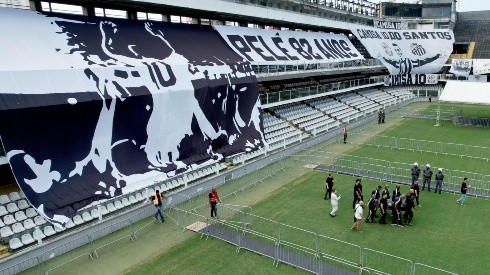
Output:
top-left (372, 185), bottom-right (382, 217)
top-left (372, 186), bottom-right (381, 200)
top-left (365, 194), bottom-right (377, 223)
top-left (353, 179), bottom-right (363, 209)
top-left (404, 189), bottom-right (418, 226)
top-left (422, 164), bottom-right (433, 191)
top-left (381, 109), bottom-right (386, 123)
top-left (434, 168), bottom-right (444, 194)
top-left (411, 162), bottom-right (421, 184)
top-left (325, 174), bottom-right (334, 200)
top-left (391, 194), bottom-right (405, 227)
top-left (378, 109), bottom-right (383, 124)
top-left (412, 180), bottom-right (421, 207)
top-left (378, 192), bottom-right (388, 224)
top-left (382, 184), bottom-right (390, 200)
top-left (392, 184), bottom-right (401, 201)
top-left (343, 125), bottom-right (348, 144)
top-left (457, 178), bottom-right (470, 205)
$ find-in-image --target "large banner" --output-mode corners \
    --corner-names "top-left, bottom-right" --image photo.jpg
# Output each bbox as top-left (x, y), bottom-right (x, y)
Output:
top-left (0, 8), bottom-right (266, 227)
top-left (214, 26), bottom-right (364, 65)
top-left (449, 59), bottom-right (472, 77)
top-left (384, 74), bottom-right (438, 86)
top-left (472, 59), bottom-right (490, 75)
top-left (350, 26), bottom-right (454, 75)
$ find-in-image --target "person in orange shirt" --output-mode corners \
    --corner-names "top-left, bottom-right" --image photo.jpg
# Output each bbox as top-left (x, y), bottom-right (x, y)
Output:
top-left (153, 190), bottom-right (165, 223)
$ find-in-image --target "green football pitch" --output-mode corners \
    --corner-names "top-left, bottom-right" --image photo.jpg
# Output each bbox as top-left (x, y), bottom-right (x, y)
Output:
top-left (125, 105), bottom-right (490, 275)
top-left (20, 102), bottom-right (490, 275)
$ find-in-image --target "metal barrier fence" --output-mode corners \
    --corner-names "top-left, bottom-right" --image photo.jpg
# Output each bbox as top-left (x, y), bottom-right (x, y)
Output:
top-left (292, 150), bottom-right (490, 199)
top-left (40, 235), bottom-right (91, 275)
top-left (168, 204), bottom-right (456, 275)
top-left (0, 257), bottom-right (39, 275)
top-left (346, 134), bottom-right (490, 162)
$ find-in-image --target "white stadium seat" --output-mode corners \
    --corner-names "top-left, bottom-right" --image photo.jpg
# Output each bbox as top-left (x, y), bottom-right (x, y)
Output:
top-left (23, 218), bottom-right (36, 230)
top-left (21, 233), bottom-right (35, 245)
top-left (129, 195), bottom-right (137, 204)
top-left (9, 237), bottom-right (23, 250)
top-left (0, 226), bottom-right (14, 238)
top-left (34, 215), bottom-right (46, 226)
top-left (65, 218), bottom-right (76, 229)
top-left (0, 205), bottom-right (8, 216)
top-left (25, 208), bottom-right (37, 218)
top-left (17, 199), bottom-right (29, 210)
top-left (11, 222), bottom-right (25, 234)
top-left (99, 205), bottom-right (109, 215)
top-left (114, 200), bottom-right (124, 210)
top-left (0, 195), bottom-right (11, 205)
top-left (82, 212), bottom-right (93, 222)
top-left (44, 225), bottom-right (56, 237)
top-left (3, 214), bottom-right (15, 225)
top-left (14, 211), bottom-right (27, 222)
top-left (6, 203), bottom-right (19, 213)
top-left (73, 215), bottom-right (84, 225)
top-left (135, 192), bottom-right (144, 202)
top-left (106, 202), bottom-right (116, 212)
top-left (121, 197), bottom-right (131, 207)
top-left (33, 227), bottom-right (46, 240)
top-left (8, 192), bottom-right (21, 201)
top-left (90, 208), bottom-right (100, 220)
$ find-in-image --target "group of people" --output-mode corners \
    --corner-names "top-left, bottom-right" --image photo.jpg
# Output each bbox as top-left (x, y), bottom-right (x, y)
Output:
top-left (350, 181), bottom-right (423, 232)
top-left (326, 161), bottom-right (471, 233)
top-left (411, 162), bottom-right (446, 194)
top-left (151, 187), bottom-right (222, 223)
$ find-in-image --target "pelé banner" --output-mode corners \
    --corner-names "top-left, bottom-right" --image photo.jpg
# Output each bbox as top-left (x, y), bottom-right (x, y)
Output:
top-left (350, 25), bottom-right (454, 75)
top-left (214, 25), bottom-right (364, 65)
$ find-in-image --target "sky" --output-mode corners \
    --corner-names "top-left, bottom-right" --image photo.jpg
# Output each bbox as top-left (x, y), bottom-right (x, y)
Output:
top-left (389, 0), bottom-right (490, 12)
top-left (455, 0), bottom-right (490, 12)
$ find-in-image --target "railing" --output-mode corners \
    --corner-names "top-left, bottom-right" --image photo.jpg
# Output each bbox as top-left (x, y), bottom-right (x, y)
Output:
top-left (292, 150), bottom-right (490, 199)
top-left (253, 59), bottom-right (383, 77)
top-left (260, 76), bottom-right (385, 106)
top-left (346, 134), bottom-right (490, 162)
top-left (219, 0), bottom-right (377, 23)
top-left (170, 203), bottom-right (456, 275)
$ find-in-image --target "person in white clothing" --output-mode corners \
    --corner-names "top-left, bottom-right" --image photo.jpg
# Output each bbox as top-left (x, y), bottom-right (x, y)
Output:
top-left (330, 189), bottom-right (341, 217)
top-left (351, 201), bottom-right (364, 232)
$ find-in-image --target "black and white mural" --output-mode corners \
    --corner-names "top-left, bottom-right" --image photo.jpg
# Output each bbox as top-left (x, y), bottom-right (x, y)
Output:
top-left (0, 8), bottom-right (266, 226)
top-left (350, 26), bottom-right (454, 75)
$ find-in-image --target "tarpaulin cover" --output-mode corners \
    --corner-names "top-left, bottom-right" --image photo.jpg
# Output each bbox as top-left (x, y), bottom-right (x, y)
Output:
top-left (0, 8), bottom-right (266, 226)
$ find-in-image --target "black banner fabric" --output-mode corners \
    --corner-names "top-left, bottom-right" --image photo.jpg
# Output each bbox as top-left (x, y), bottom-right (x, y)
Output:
top-left (0, 8), bottom-right (266, 226)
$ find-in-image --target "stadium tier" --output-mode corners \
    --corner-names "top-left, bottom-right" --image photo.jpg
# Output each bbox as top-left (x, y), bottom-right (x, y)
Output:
top-left (0, 0), bottom-right (486, 273)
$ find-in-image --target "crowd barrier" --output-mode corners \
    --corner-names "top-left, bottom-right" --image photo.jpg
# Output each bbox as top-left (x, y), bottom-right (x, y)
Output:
top-left (346, 134), bottom-right (490, 162)
top-left (169, 204), bottom-right (456, 275)
top-left (292, 150), bottom-right (490, 199)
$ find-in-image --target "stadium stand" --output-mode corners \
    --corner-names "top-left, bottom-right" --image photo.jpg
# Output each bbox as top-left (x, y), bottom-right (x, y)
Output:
top-left (0, 0), bottom-right (467, 272)
top-left (453, 11), bottom-right (490, 58)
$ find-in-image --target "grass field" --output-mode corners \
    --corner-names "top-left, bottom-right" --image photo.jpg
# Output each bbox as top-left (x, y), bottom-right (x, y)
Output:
top-left (127, 106), bottom-right (490, 275)
top-left (421, 102), bottom-right (490, 118)
top-left (19, 102), bottom-right (489, 275)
